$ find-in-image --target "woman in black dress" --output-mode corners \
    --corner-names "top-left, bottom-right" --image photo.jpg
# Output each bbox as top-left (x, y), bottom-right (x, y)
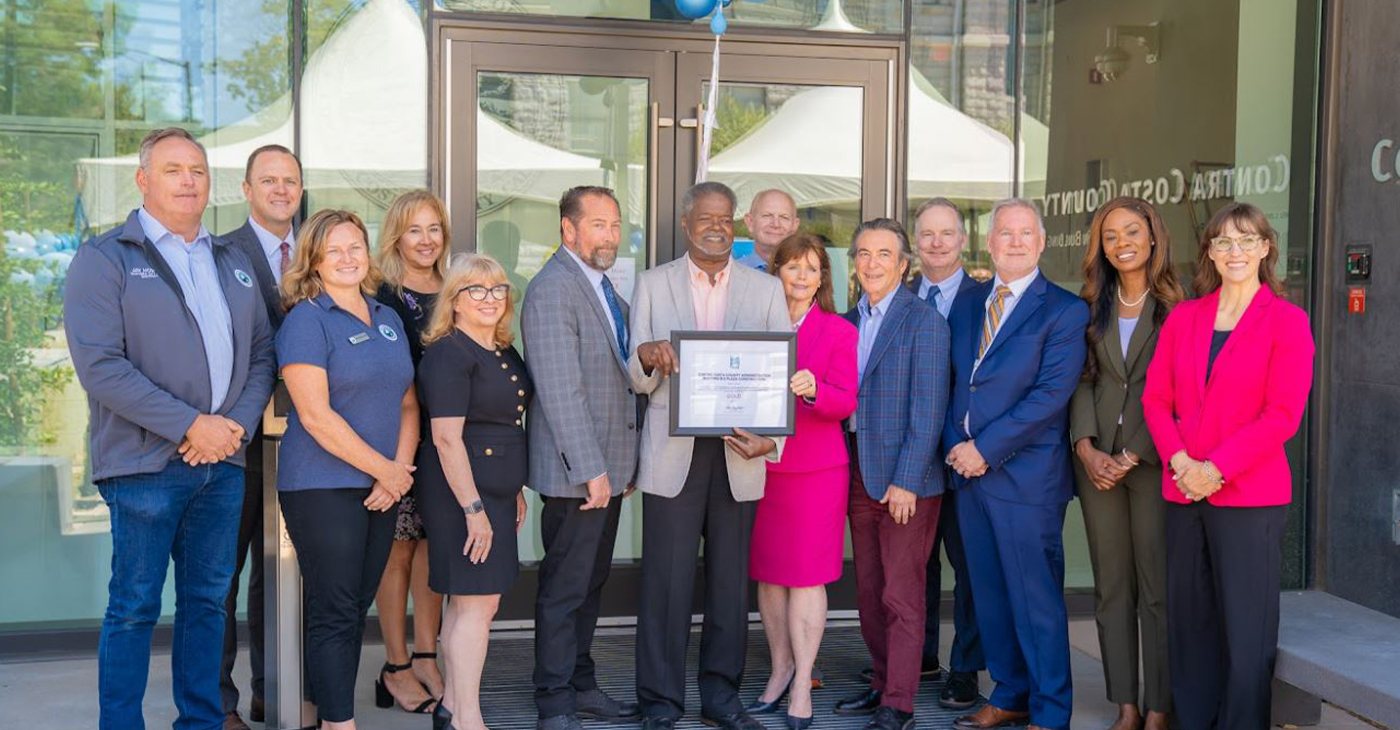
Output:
top-left (416, 253), bottom-right (531, 730)
top-left (371, 190), bottom-right (452, 712)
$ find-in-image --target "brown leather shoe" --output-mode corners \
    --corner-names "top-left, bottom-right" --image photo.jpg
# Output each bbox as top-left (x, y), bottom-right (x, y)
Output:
top-left (952, 705), bottom-right (1029, 730)
top-left (223, 712), bottom-right (252, 730)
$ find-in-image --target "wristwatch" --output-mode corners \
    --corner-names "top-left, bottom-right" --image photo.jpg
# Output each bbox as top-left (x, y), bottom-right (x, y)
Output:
top-left (462, 499), bottom-right (485, 515)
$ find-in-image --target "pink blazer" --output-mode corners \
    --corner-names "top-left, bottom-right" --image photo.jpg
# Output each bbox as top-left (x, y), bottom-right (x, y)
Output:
top-left (1142, 286), bottom-right (1314, 506)
top-left (770, 306), bottom-right (859, 474)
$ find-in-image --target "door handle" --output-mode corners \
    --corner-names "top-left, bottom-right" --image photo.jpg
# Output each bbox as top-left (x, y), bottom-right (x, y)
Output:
top-left (648, 101), bottom-right (661, 268)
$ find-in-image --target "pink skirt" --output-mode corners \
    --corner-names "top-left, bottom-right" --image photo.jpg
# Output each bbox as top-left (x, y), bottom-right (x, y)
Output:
top-left (749, 464), bottom-right (850, 588)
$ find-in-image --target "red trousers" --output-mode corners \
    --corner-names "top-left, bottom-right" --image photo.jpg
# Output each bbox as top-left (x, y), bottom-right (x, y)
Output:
top-left (849, 460), bottom-right (942, 713)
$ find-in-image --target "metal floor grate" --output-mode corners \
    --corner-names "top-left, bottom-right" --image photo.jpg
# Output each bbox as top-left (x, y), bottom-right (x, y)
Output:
top-left (476, 623), bottom-right (984, 730)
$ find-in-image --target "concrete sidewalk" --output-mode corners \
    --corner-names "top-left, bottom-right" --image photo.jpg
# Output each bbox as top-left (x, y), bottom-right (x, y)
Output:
top-left (0, 620), bottom-right (1382, 729)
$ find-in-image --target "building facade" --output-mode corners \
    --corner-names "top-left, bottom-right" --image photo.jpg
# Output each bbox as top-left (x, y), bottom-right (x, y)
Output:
top-left (1, 0), bottom-right (1394, 648)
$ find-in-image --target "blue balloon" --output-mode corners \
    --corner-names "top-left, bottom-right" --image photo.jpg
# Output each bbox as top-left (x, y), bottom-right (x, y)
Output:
top-left (674, 0), bottom-right (716, 19)
top-left (710, 10), bottom-right (727, 35)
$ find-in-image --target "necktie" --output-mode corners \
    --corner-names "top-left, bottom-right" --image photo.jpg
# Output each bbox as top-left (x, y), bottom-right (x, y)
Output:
top-left (279, 241), bottom-right (291, 275)
top-left (600, 275), bottom-right (629, 360)
top-left (926, 284), bottom-right (941, 307)
top-left (978, 285), bottom-right (1013, 360)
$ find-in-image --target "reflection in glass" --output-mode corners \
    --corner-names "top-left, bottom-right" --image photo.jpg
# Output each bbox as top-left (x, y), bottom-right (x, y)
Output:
top-left (1, 0), bottom-right (292, 630)
top-left (434, 0), bottom-right (902, 33)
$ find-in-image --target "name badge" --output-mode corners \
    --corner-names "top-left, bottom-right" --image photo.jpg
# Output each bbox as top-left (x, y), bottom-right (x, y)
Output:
top-left (348, 332), bottom-right (371, 345)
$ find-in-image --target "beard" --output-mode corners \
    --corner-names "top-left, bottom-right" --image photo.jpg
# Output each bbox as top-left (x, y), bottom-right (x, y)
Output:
top-left (586, 246), bottom-right (619, 271)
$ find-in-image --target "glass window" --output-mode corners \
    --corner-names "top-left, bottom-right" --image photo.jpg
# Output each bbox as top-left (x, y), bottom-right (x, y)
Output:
top-left (0, 0), bottom-right (291, 632)
top-left (434, 0), bottom-right (903, 34)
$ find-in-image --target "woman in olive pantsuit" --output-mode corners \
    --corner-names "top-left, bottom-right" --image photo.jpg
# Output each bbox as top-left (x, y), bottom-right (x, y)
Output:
top-left (1070, 197), bottom-right (1185, 730)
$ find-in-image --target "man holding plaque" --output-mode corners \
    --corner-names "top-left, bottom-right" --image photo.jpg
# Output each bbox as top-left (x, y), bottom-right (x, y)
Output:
top-left (836, 218), bottom-right (949, 730)
top-left (629, 181), bottom-right (790, 730)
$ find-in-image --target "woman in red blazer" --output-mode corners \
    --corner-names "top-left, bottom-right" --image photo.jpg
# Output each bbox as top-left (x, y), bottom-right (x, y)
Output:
top-left (1142, 202), bottom-right (1314, 730)
top-left (747, 232), bottom-right (858, 730)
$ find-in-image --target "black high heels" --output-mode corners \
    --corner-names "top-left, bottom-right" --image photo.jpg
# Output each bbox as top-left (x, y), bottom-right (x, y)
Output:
top-left (374, 661), bottom-right (437, 713)
top-left (433, 702), bottom-right (454, 730)
top-left (787, 714), bottom-right (814, 730)
top-left (744, 677), bottom-right (793, 714)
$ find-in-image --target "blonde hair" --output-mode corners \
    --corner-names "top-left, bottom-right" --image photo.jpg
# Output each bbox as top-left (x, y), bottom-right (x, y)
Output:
top-left (281, 209), bottom-right (380, 309)
top-left (376, 190), bottom-right (451, 294)
top-left (420, 253), bottom-right (516, 348)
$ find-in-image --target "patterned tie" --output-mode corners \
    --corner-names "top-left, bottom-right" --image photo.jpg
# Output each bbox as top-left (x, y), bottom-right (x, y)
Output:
top-left (279, 241), bottom-right (291, 275)
top-left (600, 275), bottom-right (629, 360)
top-left (978, 285), bottom-right (1013, 359)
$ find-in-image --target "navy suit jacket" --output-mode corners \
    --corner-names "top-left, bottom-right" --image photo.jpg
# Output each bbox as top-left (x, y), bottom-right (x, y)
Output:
top-left (843, 284), bottom-right (950, 499)
top-left (943, 272), bottom-right (1089, 506)
top-left (220, 220), bottom-right (287, 330)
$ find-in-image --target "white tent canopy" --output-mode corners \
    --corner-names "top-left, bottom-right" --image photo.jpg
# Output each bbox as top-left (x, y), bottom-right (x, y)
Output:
top-left (77, 0), bottom-right (621, 228)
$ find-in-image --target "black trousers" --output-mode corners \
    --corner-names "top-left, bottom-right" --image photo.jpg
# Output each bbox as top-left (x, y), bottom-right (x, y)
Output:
top-left (533, 495), bottom-right (624, 718)
top-left (636, 438), bottom-right (756, 719)
top-left (1165, 500), bottom-right (1287, 730)
top-left (221, 432), bottom-right (266, 715)
top-left (924, 485), bottom-right (985, 673)
top-left (278, 487), bottom-right (395, 723)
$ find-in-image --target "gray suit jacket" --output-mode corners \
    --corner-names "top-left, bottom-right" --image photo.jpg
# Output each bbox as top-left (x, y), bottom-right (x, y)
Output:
top-left (220, 220), bottom-right (287, 330)
top-left (627, 256), bottom-right (790, 501)
top-left (522, 249), bottom-right (641, 497)
top-left (1069, 296), bottom-right (1162, 464)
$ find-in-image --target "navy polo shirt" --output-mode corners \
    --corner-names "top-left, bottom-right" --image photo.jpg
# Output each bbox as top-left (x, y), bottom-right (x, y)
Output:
top-left (275, 291), bottom-right (415, 491)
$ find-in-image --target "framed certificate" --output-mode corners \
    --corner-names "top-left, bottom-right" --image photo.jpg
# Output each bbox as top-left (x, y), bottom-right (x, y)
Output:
top-left (668, 330), bottom-right (797, 437)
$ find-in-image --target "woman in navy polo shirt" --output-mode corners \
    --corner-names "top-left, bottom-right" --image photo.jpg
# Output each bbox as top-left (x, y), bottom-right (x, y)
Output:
top-left (275, 209), bottom-right (420, 729)
top-left (415, 253), bottom-right (531, 730)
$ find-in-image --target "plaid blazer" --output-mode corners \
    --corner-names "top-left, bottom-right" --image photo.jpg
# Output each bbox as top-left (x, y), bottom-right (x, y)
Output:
top-left (843, 284), bottom-right (950, 499)
top-left (521, 249), bottom-right (640, 498)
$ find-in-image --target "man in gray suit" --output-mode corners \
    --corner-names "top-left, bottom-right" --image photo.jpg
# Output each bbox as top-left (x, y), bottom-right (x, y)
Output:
top-left (217, 143), bottom-right (301, 730)
top-left (630, 181), bottom-right (791, 730)
top-left (522, 186), bottom-right (643, 730)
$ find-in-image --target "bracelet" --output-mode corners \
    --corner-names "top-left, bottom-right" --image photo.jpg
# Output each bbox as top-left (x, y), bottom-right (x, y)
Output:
top-left (1120, 448), bottom-right (1140, 467)
top-left (462, 499), bottom-right (485, 515)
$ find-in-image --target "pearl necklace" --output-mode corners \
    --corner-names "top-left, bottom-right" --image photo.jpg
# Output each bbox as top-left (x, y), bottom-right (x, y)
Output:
top-left (1117, 287), bottom-right (1149, 308)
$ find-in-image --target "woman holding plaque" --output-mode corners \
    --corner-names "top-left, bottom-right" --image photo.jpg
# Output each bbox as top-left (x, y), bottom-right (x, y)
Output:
top-left (415, 253), bottom-right (532, 730)
top-left (747, 232), bottom-right (859, 730)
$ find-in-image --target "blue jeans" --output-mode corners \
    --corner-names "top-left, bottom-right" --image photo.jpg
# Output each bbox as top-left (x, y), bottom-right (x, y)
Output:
top-left (97, 460), bottom-right (244, 730)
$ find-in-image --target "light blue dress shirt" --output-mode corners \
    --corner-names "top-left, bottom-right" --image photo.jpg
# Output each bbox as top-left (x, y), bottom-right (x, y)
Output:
top-left (139, 207), bottom-right (235, 411)
top-left (736, 252), bottom-right (768, 272)
top-left (917, 267), bottom-right (965, 319)
top-left (248, 217), bottom-right (295, 285)
top-left (851, 289), bottom-right (896, 431)
top-left (562, 244), bottom-right (620, 346)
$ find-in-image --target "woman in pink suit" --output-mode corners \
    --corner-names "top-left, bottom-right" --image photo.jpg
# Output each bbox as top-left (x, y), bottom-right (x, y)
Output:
top-left (746, 232), bottom-right (859, 730)
top-left (1142, 202), bottom-right (1314, 730)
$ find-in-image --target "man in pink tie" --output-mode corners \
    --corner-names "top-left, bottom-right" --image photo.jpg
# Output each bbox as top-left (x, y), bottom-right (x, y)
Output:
top-left (217, 144), bottom-right (303, 730)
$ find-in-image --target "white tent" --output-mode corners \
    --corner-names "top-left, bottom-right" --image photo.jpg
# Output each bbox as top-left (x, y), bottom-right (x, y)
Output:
top-left (77, 0), bottom-right (619, 227)
top-left (708, 70), bottom-right (1049, 207)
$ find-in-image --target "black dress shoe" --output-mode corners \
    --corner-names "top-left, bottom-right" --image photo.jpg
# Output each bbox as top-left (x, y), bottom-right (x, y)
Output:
top-left (642, 717), bottom-right (676, 730)
top-left (939, 671), bottom-right (980, 710)
top-left (864, 706), bottom-right (914, 730)
top-left (700, 710), bottom-right (765, 730)
top-left (538, 715), bottom-right (585, 730)
top-left (788, 714), bottom-right (815, 730)
top-left (576, 688), bottom-right (642, 721)
top-left (833, 688), bottom-right (882, 716)
top-left (744, 679), bottom-right (791, 714)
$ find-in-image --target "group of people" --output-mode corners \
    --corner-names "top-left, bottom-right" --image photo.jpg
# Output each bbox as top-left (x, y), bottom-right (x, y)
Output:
top-left (65, 126), bottom-right (1314, 730)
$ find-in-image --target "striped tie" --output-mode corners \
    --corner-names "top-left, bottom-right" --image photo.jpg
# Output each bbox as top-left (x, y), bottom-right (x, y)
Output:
top-left (979, 285), bottom-right (1013, 359)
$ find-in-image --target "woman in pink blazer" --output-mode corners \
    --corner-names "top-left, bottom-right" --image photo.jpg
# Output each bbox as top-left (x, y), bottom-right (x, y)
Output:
top-left (747, 232), bottom-right (858, 730)
top-left (1142, 202), bottom-right (1314, 730)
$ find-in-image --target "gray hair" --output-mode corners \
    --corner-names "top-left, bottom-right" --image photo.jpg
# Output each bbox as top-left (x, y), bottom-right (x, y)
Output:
top-left (913, 196), bottom-right (966, 236)
top-left (988, 197), bottom-right (1046, 238)
top-left (747, 188), bottom-right (796, 215)
top-left (138, 127), bottom-right (208, 171)
top-left (849, 217), bottom-right (914, 265)
top-left (682, 181), bottom-right (738, 219)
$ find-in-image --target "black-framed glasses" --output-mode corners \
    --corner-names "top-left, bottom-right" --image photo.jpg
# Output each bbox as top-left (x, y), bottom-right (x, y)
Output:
top-left (460, 284), bottom-right (510, 301)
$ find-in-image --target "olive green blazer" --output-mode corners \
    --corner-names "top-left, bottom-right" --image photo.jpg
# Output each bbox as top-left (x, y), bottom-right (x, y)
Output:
top-left (1069, 296), bottom-right (1162, 465)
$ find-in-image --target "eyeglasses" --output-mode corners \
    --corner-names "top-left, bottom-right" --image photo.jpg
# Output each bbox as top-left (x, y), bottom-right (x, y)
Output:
top-left (460, 284), bottom-right (510, 301)
top-left (1208, 235), bottom-right (1266, 254)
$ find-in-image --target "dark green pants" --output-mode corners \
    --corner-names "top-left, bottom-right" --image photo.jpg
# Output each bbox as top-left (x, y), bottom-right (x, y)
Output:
top-left (1074, 431), bottom-right (1171, 713)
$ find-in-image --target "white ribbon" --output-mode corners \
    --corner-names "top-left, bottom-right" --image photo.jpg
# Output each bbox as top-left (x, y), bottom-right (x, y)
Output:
top-left (695, 34), bottom-right (721, 183)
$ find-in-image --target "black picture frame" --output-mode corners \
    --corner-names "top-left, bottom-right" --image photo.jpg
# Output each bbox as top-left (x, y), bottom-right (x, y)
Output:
top-left (667, 329), bottom-right (798, 437)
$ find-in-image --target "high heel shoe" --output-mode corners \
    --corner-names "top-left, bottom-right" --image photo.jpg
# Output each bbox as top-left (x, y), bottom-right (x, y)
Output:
top-left (432, 702), bottom-right (454, 730)
top-left (787, 714), bottom-right (814, 730)
top-left (744, 678), bottom-right (792, 714)
top-left (374, 661), bottom-right (436, 713)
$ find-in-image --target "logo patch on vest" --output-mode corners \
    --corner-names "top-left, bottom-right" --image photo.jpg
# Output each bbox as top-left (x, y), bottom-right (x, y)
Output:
top-left (378, 324), bottom-right (399, 341)
top-left (130, 267), bottom-right (159, 279)
top-left (234, 269), bottom-right (255, 288)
